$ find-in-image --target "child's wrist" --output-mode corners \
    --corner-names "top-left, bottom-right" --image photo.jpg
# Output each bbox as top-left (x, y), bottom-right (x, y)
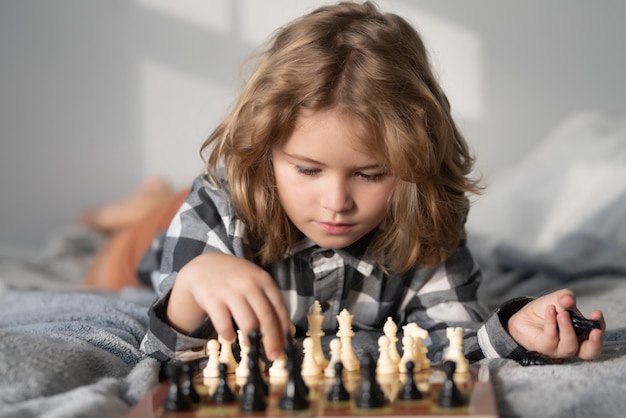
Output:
top-left (496, 297), bottom-right (534, 333)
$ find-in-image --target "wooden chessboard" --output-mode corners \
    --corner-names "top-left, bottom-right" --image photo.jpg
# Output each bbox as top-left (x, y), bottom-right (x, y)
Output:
top-left (126, 364), bottom-right (498, 417)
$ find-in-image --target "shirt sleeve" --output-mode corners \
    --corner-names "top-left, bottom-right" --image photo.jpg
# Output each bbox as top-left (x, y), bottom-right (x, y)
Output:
top-left (401, 236), bottom-right (527, 362)
top-left (140, 173), bottom-right (250, 360)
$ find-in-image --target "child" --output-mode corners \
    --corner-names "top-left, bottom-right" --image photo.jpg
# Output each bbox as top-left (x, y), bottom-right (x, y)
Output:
top-left (135, 1), bottom-right (604, 363)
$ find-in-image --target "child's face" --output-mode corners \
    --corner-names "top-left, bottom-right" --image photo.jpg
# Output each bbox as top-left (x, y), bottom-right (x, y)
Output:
top-left (272, 109), bottom-right (396, 249)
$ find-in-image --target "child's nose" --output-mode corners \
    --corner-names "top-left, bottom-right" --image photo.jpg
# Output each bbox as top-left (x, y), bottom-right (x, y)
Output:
top-left (321, 179), bottom-right (353, 212)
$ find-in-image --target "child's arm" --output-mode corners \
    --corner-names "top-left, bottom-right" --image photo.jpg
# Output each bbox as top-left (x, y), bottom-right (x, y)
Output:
top-left (139, 173), bottom-right (290, 362)
top-left (402, 238), bottom-right (605, 363)
top-left (506, 289), bottom-right (605, 360)
top-left (166, 252), bottom-right (291, 361)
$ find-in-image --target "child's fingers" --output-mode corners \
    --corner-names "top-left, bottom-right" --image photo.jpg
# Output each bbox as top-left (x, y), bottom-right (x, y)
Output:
top-left (590, 310), bottom-right (606, 331)
top-left (263, 284), bottom-right (292, 336)
top-left (542, 304), bottom-right (559, 342)
top-left (554, 310), bottom-right (579, 358)
top-left (243, 287), bottom-right (286, 361)
top-left (577, 328), bottom-right (604, 360)
top-left (205, 299), bottom-right (243, 343)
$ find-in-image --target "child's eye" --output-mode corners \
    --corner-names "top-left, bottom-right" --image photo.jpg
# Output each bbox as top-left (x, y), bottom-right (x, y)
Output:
top-left (357, 172), bottom-right (387, 182)
top-left (296, 166), bottom-right (320, 176)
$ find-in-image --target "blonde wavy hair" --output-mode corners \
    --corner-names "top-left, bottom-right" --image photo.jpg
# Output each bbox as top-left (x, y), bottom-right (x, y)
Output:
top-left (201, 1), bottom-right (481, 272)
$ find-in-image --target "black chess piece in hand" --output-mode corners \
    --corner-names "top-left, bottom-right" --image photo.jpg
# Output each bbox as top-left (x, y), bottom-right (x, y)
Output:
top-left (567, 310), bottom-right (601, 338)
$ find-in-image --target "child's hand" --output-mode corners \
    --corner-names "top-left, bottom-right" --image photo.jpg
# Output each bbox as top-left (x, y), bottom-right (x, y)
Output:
top-left (166, 252), bottom-right (291, 361)
top-left (507, 289), bottom-right (605, 360)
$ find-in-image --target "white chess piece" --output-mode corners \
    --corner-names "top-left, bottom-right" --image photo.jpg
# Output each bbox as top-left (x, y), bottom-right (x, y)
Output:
top-left (402, 322), bottom-right (429, 341)
top-left (301, 337), bottom-right (322, 376)
top-left (444, 327), bottom-right (468, 373)
top-left (218, 335), bottom-right (238, 374)
top-left (270, 322), bottom-right (297, 379)
top-left (202, 339), bottom-right (221, 378)
top-left (268, 350), bottom-right (288, 378)
top-left (336, 309), bottom-right (360, 372)
top-left (307, 300), bottom-right (329, 368)
top-left (403, 322), bottom-right (431, 370)
top-left (235, 330), bottom-right (250, 378)
top-left (376, 335), bottom-right (397, 375)
top-left (324, 338), bottom-right (343, 378)
top-left (414, 335), bottom-right (431, 370)
top-left (398, 334), bottom-right (416, 373)
top-left (383, 317), bottom-right (401, 365)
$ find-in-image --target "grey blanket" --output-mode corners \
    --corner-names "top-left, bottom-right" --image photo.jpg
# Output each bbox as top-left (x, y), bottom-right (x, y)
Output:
top-left (0, 289), bottom-right (160, 418)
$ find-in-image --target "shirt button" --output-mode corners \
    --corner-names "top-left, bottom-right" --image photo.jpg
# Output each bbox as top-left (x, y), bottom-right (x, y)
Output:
top-left (321, 250), bottom-right (334, 258)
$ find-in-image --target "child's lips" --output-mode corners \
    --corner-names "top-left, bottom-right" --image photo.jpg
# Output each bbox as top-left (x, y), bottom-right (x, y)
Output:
top-left (316, 221), bottom-right (354, 234)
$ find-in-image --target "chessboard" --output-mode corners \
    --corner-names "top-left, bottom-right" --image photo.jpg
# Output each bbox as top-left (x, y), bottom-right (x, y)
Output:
top-left (127, 303), bottom-right (498, 417)
top-left (126, 362), bottom-right (498, 417)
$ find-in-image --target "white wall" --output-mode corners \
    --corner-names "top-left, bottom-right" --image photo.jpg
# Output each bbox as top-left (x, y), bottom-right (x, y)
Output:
top-left (1, 0), bottom-right (625, 249)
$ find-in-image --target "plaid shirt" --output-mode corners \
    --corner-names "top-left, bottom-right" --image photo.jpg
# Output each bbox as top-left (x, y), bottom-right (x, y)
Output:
top-left (139, 173), bottom-right (525, 363)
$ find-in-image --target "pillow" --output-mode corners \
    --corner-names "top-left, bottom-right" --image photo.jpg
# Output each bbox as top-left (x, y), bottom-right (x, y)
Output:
top-left (467, 111), bottom-right (626, 278)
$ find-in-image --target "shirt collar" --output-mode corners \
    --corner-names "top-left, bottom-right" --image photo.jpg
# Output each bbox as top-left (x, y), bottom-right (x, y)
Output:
top-left (290, 229), bottom-right (379, 276)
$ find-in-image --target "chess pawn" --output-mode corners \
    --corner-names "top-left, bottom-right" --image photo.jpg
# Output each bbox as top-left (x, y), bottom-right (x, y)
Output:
top-left (399, 335), bottom-right (416, 373)
top-left (324, 338), bottom-right (343, 378)
top-left (218, 335), bottom-right (238, 374)
top-left (163, 362), bottom-right (191, 412)
top-left (279, 334), bottom-right (310, 411)
top-left (326, 362), bottom-right (350, 402)
top-left (376, 335), bottom-right (397, 375)
top-left (437, 360), bottom-right (464, 407)
top-left (269, 349), bottom-right (289, 379)
top-left (336, 309), bottom-right (360, 372)
top-left (354, 353), bottom-right (386, 409)
top-left (212, 363), bottom-right (236, 404)
top-left (301, 337), bottom-right (322, 377)
top-left (398, 361), bottom-right (422, 401)
top-left (203, 339), bottom-right (221, 378)
top-left (235, 330), bottom-right (250, 378)
top-left (307, 300), bottom-right (329, 368)
top-left (382, 317), bottom-right (401, 365)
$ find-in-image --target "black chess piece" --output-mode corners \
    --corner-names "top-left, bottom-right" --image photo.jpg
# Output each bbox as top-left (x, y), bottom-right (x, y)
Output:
top-left (180, 362), bottom-right (201, 404)
top-left (437, 360), bottom-right (464, 408)
top-left (327, 362), bottom-right (350, 402)
top-left (279, 332), bottom-right (309, 411)
top-left (354, 352), bottom-right (386, 409)
top-left (567, 310), bottom-right (601, 337)
top-left (519, 351), bottom-right (565, 366)
top-left (162, 362), bottom-right (192, 412)
top-left (212, 362), bottom-right (236, 404)
top-left (247, 328), bottom-right (268, 396)
top-left (239, 357), bottom-right (268, 412)
top-left (398, 361), bottom-right (422, 401)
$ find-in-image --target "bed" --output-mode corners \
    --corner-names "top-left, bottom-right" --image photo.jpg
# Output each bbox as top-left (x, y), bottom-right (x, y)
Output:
top-left (1, 111), bottom-right (625, 417)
